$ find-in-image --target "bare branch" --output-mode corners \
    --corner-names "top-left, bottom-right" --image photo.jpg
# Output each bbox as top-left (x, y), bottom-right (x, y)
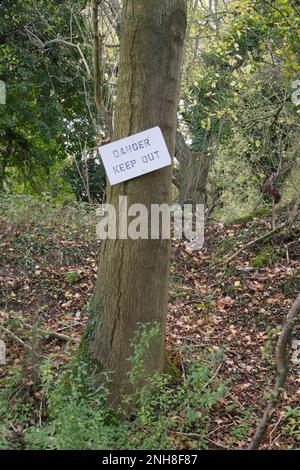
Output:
top-left (21, 321), bottom-right (79, 344)
top-left (248, 294), bottom-right (300, 450)
top-left (92, 0), bottom-right (113, 138)
top-left (0, 325), bottom-right (31, 350)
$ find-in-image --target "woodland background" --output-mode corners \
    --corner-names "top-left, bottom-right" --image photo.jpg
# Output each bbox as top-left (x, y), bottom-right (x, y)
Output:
top-left (0, 0), bottom-right (300, 450)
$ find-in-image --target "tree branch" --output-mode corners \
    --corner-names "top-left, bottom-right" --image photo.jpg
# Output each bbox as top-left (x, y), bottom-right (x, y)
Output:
top-left (0, 325), bottom-right (31, 350)
top-left (221, 224), bottom-right (285, 266)
top-left (92, 0), bottom-right (113, 138)
top-left (21, 321), bottom-right (79, 344)
top-left (248, 294), bottom-right (300, 450)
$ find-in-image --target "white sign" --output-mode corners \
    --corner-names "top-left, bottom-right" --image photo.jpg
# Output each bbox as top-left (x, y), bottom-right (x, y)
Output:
top-left (99, 126), bottom-right (172, 186)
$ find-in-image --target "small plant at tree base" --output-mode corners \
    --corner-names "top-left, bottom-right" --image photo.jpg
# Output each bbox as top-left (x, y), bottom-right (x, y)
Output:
top-left (15, 327), bottom-right (226, 450)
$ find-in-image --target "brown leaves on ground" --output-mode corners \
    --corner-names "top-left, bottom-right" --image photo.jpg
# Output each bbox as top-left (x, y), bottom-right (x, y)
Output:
top-left (0, 211), bottom-right (299, 449)
top-left (167, 221), bottom-right (300, 449)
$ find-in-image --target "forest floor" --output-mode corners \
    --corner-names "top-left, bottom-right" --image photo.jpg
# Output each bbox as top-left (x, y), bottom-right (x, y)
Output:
top-left (0, 197), bottom-right (299, 450)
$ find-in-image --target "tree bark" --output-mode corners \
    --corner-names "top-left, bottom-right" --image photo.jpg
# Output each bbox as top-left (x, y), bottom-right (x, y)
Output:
top-left (86, 0), bottom-right (187, 405)
top-left (92, 0), bottom-right (114, 138)
top-left (175, 132), bottom-right (211, 206)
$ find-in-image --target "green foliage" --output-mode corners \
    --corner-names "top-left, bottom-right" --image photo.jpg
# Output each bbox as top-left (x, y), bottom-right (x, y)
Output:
top-left (283, 406), bottom-right (300, 442)
top-left (253, 244), bottom-right (278, 269)
top-left (127, 322), bottom-right (161, 386)
top-left (0, 0), bottom-right (117, 200)
top-left (0, 329), bottom-right (225, 450)
top-left (64, 271), bottom-right (81, 285)
top-left (0, 366), bottom-right (37, 449)
top-left (230, 409), bottom-right (255, 444)
top-left (182, 0), bottom-right (300, 217)
top-left (62, 158), bottom-right (107, 204)
top-left (0, 193), bottom-right (94, 231)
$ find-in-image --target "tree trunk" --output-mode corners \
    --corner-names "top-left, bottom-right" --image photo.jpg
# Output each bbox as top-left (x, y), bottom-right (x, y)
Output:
top-left (85, 0), bottom-right (187, 406)
top-left (175, 132), bottom-right (211, 206)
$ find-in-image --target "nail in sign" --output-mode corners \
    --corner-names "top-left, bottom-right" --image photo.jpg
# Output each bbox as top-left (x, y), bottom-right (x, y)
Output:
top-left (99, 126), bottom-right (172, 186)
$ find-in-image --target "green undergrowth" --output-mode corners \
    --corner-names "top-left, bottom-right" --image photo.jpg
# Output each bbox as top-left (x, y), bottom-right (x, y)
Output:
top-left (253, 244), bottom-right (279, 270)
top-left (0, 324), bottom-right (225, 450)
top-left (0, 194), bottom-right (95, 238)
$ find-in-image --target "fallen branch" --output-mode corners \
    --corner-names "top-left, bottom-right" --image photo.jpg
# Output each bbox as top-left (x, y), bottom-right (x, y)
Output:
top-left (21, 321), bottom-right (79, 344)
top-left (0, 325), bottom-right (31, 349)
top-left (0, 312), bottom-right (80, 345)
top-left (221, 224), bottom-right (285, 266)
top-left (248, 293), bottom-right (300, 450)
